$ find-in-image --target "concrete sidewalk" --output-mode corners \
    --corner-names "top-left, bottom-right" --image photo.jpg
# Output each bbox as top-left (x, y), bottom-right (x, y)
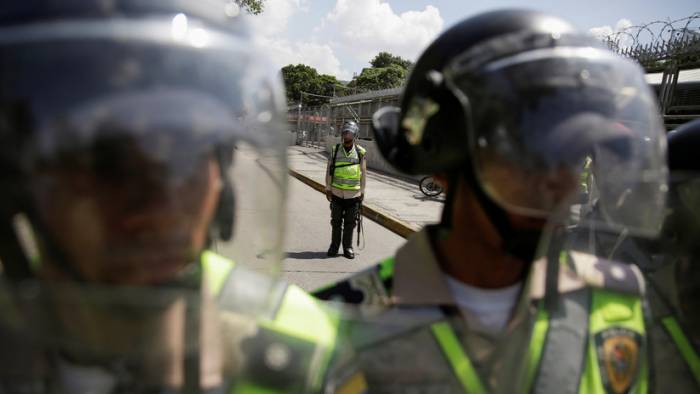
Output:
top-left (287, 145), bottom-right (442, 238)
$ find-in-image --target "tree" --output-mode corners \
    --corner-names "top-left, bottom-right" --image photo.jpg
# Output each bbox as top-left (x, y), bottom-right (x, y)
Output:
top-left (318, 74), bottom-right (342, 98)
top-left (370, 52), bottom-right (412, 70)
top-left (344, 52), bottom-right (411, 92)
top-left (350, 64), bottom-right (407, 91)
top-left (281, 64), bottom-right (341, 106)
top-left (237, 0), bottom-right (265, 15)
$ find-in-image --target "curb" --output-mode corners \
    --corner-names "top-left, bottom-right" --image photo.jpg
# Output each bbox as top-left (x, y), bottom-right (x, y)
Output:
top-left (288, 169), bottom-right (416, 239)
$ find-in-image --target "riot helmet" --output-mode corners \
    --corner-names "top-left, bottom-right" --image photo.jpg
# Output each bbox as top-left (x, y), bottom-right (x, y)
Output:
top-left (340, 120), bottom-right (359, 137)
top-left (340, 120), bottom-right (359, 147)
top-left (665, 119), bottom-right (700, 336)
top-left (372, 10), bottom-right (667, 262)
top-left (0, 0), bottom-right (291, 377)
top-left (0, 0), bottom-right (288, 283)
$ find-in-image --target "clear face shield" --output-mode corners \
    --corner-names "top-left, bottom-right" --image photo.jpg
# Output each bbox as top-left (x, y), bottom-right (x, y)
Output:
top-left (663, 173), bottom-right (700, 337)
top-left (0, 14), bottom-right (304, 391)
top-left (445, 44), bottom-right (668, 240)
top-left (434, 40), bottom-right (668, 393)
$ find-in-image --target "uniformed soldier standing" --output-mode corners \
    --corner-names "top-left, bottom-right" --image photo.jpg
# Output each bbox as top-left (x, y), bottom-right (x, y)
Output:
top-left (0, 1), bottom-right (343, 393)
top-left (325, 121), bottom-right (367, 259)
top-left (317, 10), bottom-right (671, 393)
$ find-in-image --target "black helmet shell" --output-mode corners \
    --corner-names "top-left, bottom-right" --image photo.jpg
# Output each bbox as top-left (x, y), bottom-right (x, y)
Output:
top-left (373, 9), bottom-right (576, 175)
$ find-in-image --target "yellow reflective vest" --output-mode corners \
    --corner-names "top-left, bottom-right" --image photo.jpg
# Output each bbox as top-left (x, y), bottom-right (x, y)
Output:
top-left (331, 144), bottom-right (365, 191)
top-left (315, 254), bottom-right (652, 393)
top-left (202, 251), bottom-right (340, 393)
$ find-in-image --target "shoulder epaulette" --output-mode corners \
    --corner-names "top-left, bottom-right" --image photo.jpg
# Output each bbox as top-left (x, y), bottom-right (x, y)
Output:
top-left (568, 251), bottom-right (645, 295)
top-left (529, 251), bottom-right (645, 299)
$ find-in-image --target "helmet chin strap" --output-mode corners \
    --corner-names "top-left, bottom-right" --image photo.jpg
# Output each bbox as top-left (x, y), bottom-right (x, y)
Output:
top-left (437, 164), bottom-right (542, 265)
top-left (467, 173), bottom-right (543, 264)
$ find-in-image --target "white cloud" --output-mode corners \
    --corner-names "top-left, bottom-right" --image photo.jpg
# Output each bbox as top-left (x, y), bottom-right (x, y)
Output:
top-left (249, 0), bottom-right (352, 79)
top-left (257, 37), bottom-right (353, 80)
top-left (249, 0), bottom-right (306, 37)
top-left (247, 0), bottom-right (444, 79)
top-left (589, 18), bottom-right (633, 44)
top-left (321, 0), bottom-right (444, 66)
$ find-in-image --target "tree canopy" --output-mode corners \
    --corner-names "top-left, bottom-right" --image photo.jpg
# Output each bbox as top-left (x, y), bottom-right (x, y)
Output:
top-left (370, 52), bottom-right (413, 70)
top-left (281, 64), bottom-right (341, 106)
top-left (238, 0), bottom-right (265, 15)
top-left (348, 64), bottom-right (407, 91)
top-left (349, 52), bottom-right (412, 91)
top-left (280, 52), bottom-right (412, 105)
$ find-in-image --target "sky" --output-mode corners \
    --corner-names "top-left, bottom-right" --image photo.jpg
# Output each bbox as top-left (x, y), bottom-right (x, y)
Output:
top-left (248, 0), bottom-right (698, 81)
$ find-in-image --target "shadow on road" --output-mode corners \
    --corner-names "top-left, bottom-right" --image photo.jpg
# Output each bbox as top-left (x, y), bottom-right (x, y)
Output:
top-left (413, 194), bottom-right (446, 202)
top-left (286, 251), bottom-right (331, 259)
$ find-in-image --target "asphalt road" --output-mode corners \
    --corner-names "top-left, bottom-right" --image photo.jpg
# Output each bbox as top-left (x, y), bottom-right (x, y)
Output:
top-left (212, 146), bottom-right (405, 292)
top-left (281, 175), bottom-right (405, 291)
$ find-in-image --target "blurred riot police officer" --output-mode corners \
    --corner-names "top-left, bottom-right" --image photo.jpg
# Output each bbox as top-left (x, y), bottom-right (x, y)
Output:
top-left (316, 9), bottom-right (669, 393)
top-left (0, 1), bottom-right (342, 393)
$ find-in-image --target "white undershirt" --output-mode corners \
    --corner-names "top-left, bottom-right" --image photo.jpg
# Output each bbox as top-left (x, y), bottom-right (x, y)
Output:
top-left (57, 358), bottom-right (116, 394)
top-left (444, 275), bottom-right (523, 332)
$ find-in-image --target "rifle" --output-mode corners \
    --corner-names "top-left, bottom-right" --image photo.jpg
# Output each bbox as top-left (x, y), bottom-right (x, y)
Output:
top-left (356, 199), bottom-right (365, 250)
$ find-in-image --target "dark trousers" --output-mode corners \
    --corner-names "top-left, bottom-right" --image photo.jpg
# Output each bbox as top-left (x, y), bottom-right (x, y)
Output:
top-left (330, 196), bottom-right (360, 250)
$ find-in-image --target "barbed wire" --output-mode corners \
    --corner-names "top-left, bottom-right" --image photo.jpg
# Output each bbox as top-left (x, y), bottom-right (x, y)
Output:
top-left (600, 12), bottom-right (700, 49)
top-left (598, 13), bottom-right (700, 70)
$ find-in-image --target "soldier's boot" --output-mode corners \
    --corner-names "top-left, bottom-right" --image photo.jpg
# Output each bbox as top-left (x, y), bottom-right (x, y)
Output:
top-left (342, 218), bottom-right (355, 259)
top-left (328, 225), bottom-right (341, 256)
top-left (329, 199), bottom-right (344, 257)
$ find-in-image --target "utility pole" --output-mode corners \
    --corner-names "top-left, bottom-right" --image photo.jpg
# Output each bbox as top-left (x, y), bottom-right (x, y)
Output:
top-left (296, 94), bottom-right (302, 136)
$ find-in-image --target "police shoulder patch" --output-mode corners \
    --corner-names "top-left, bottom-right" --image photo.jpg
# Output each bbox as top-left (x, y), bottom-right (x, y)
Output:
top-left (568, 251), bottom-right (644, 296)
top-left (335, 371), bottom-right (368, 394)
top-left (595, 327), bottom-right (642, 394)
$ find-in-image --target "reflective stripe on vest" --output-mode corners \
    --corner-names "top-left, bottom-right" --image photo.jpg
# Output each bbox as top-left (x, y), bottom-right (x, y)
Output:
top-left (332, 145), bottom-right (363, 190)
top-left (201, 251), bottom-right (340, 392)
top-left (431, 288), bottom-right (646, 394)
top-left (525, 301), bottom-right (549, 392)
top-left (661, 316), bottom-right (700, 387)
top-left (374, 256), bottom-right (647, 393)
top-left (378, 257), bottom-right (394, 281)
top-left (430, 301), bottom-right (549, 394)
top-left (431, 321), bottom-right (487, 394)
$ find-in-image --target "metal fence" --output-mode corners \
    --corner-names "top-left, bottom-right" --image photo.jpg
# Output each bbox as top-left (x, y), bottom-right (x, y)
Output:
top-left (602, 13), bottom-right (700, 128)
top-left (288, 88), bottom-right (402, 144)
top-left (287, 14), bottom-right (700, 136)
top-left (288, 104), bottom-right (332, 148)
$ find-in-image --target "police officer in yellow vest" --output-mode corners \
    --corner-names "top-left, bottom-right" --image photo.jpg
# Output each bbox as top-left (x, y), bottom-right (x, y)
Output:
top-left (316, 10), bottom-right (672, 393)
top-left (0, 1), bottom-right (343, 393)
top-left (325, 121), bottom-right (367, 259)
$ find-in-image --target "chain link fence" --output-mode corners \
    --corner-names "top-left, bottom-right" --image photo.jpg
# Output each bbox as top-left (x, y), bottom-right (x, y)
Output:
top-left (288, 104), bottom-right (332, 148)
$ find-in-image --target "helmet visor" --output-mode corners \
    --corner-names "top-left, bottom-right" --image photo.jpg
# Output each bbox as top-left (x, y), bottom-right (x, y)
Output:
top-left (445, 46), bottom-right (668, 237)
top-left (669, 176), bottom-right (700, 343)
top-left (0, 16), bottom-right (288, 285)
